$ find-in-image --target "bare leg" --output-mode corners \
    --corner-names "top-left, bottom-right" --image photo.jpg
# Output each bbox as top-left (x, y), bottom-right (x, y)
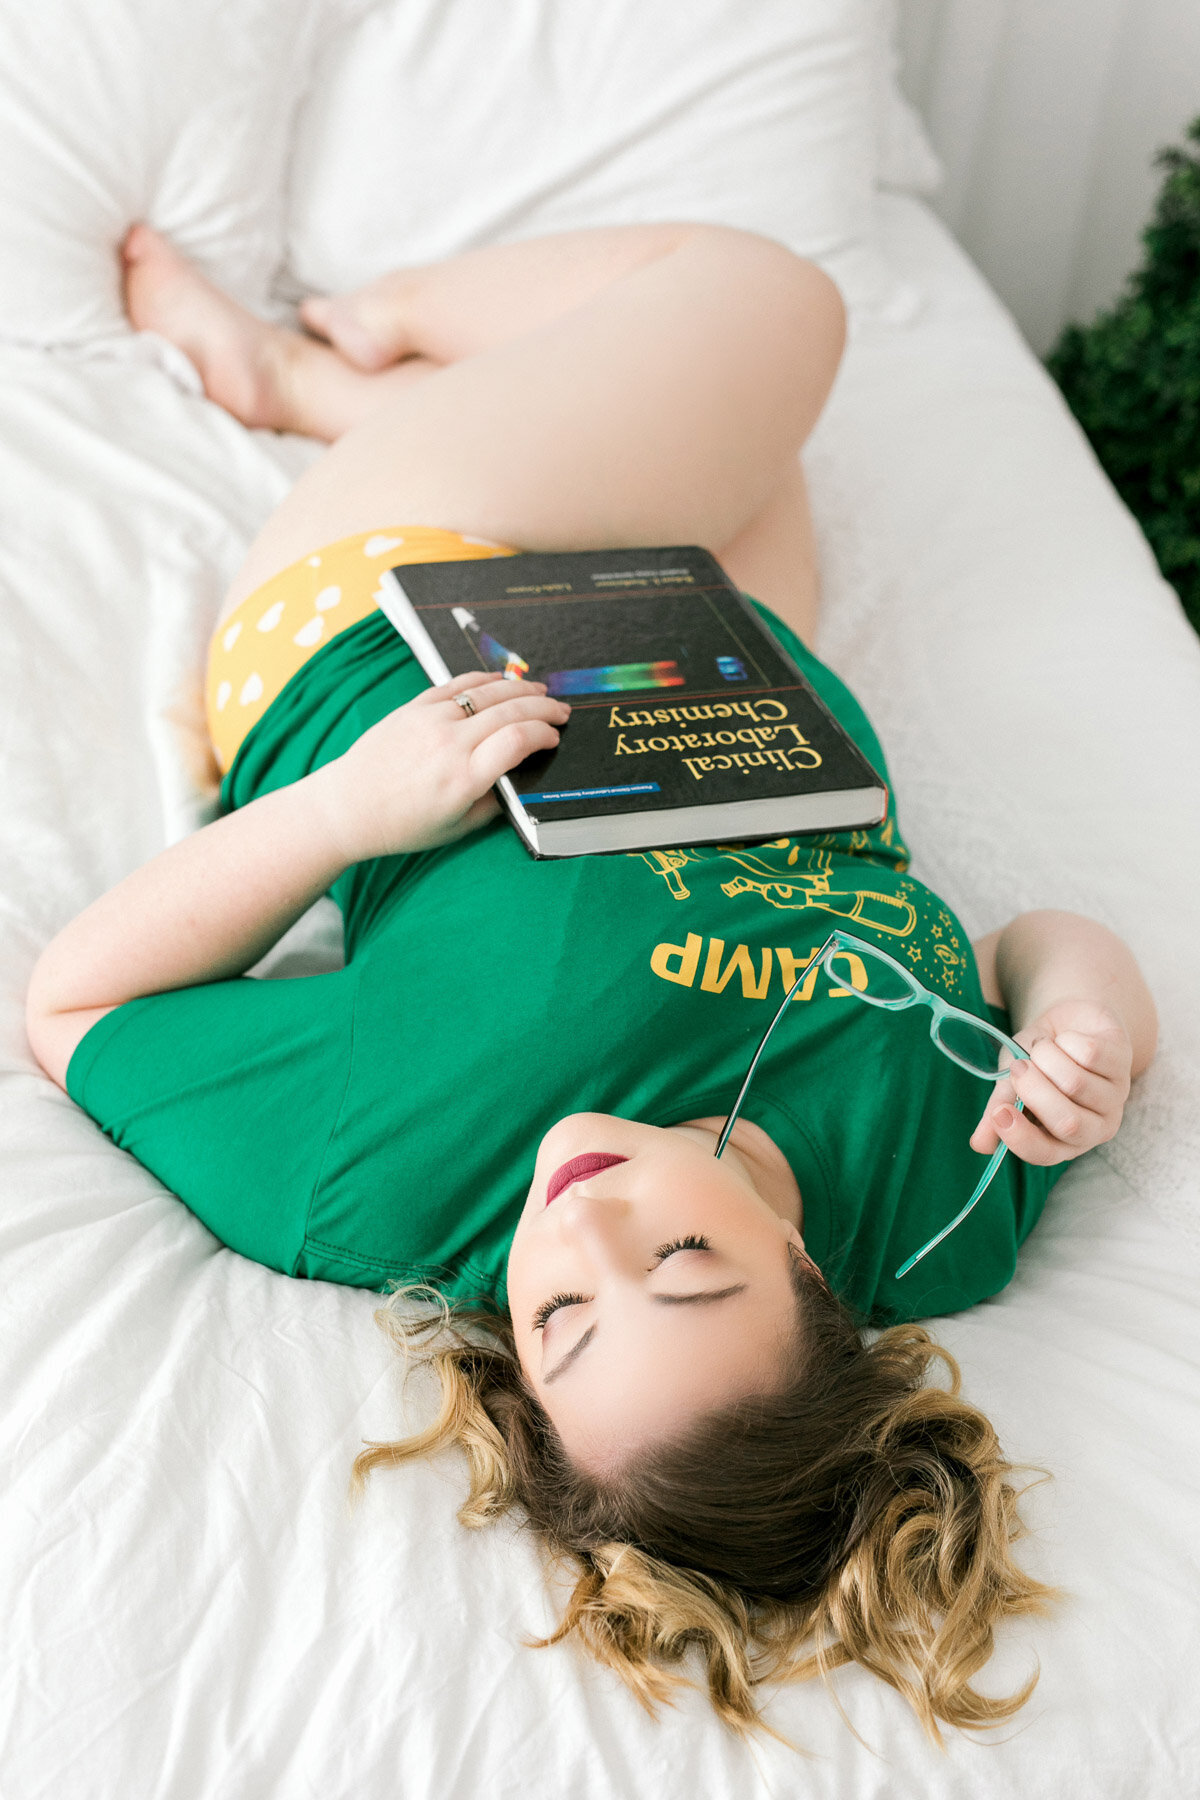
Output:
top-left (123, 226), bottom-right (439, 440)
top-left (297, 228), bottom-right (825, 642)
top-left (297, 225), bottom-right (703, 370)
top-left (125, 224), bottom-right (711, 441)
top-left (126, 224), bottom-right (844, 640)
top-left (717, 459), bottom-right (820, 645)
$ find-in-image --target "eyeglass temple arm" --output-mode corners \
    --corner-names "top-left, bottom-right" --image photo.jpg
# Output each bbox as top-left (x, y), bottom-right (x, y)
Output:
top-left (714, 933), bottom-right (839, 1158)
top-left (894, 1089), bottom-right (1026, 1279)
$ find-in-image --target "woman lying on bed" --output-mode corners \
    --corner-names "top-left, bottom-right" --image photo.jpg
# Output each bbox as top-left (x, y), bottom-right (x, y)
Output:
top-left (26, 221), bottom-right (1156, 1741)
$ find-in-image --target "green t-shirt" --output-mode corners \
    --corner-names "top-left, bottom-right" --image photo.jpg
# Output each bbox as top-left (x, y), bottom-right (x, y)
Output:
top-left (67, 606), bottom-right (1058, 1322)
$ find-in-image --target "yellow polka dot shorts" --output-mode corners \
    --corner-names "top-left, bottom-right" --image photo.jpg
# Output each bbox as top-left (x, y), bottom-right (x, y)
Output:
top-left (206, 526), bottom-right (517, 773)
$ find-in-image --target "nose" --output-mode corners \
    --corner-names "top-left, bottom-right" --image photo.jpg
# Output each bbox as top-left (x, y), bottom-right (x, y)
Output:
top-left (553, 1185), bottom-right (636, 1269)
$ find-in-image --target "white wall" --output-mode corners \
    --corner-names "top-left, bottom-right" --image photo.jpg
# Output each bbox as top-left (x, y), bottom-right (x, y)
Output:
top-left (896, 0), bottom-right (1200, 355)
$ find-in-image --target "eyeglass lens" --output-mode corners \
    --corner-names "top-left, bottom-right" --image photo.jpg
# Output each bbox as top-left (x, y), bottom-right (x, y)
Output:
top-left (827, 944), bottom-right (914, 1004)
top-left (834, 940), bottom-right (1014, 1078)
top-left (933, 1013), bottom-right (1014, 1076)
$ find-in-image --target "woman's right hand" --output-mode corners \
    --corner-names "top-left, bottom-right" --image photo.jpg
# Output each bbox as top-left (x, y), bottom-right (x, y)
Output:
top-left (308, 671), bottom-right (570, 861)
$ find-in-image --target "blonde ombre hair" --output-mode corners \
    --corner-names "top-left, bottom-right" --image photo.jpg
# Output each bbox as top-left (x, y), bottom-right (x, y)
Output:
top-left (350, 1253), bottom-right (1056, 1742)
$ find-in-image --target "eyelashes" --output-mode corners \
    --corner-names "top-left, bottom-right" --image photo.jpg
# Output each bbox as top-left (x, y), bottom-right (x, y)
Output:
top-left (531, 1289), bottom-right (589, 1331)
top-left (653, 1232), bottom-right (711, 1260)
top-left (531, 1234), bottom-right (713, 1331)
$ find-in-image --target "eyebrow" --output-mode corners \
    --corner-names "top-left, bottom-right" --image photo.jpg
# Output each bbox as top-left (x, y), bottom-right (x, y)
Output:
top-left (542, 1284), bottom-right (748, 1384)
top-left (544, 1324), bottom-right (597, 1385)
top-left (653, 1282), bottom-right (748, 1307)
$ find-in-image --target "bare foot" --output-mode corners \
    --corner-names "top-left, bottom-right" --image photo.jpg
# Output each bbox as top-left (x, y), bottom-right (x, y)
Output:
top-left (123, 224), bottom-right (299, 429)
top-left (299, 273), bottom-right (413, 372)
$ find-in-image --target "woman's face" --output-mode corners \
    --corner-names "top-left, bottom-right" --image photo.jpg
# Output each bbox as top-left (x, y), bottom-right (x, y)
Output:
top-left (506, 1113), bottom-right (805, 1471)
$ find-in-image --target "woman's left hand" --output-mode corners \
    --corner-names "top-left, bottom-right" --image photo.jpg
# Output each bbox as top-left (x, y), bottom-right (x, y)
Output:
top-left (968, 998), bottom-right (1134, 1165)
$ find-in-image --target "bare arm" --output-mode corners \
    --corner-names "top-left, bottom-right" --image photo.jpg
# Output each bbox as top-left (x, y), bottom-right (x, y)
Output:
top-left (970, 909), bottom-right (1157, 1165)
top-left (26, 673), bottom-right (568, 1090)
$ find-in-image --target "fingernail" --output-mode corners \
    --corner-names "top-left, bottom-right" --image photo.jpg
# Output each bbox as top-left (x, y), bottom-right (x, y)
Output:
top-left (992, 1106), bottom-right (1014, 1129)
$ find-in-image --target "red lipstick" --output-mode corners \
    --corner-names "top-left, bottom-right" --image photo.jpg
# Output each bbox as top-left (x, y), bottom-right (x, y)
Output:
top-left (544, 1152), bottom-right (629, 1205)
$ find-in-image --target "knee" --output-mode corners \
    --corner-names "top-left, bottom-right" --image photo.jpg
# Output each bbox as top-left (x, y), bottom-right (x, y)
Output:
top-left (691, 225), bottom-right (845, 345)
top-left (759, 239), bottom-right (846, 358)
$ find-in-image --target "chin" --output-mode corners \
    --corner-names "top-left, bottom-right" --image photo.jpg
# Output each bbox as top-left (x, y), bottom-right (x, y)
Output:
top-left (536, 1112), bottom-right (664, 1159)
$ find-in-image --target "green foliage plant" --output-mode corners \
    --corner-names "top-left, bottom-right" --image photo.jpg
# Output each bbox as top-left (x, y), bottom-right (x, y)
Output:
top-left (1047, 117), bottom-right (1200, 635)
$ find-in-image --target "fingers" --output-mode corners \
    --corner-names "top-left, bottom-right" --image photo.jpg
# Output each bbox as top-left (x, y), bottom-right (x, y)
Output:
top-left (430, 674), bottom-right (570, 766)
top-left (1006, 1056), bottom-right (1106, 1147)
top-left (978, 1103), bottom-right (1075, 1167)
top-left (968, 1106), bottom-right (1002, 1156)
top-left (970, 1063), bottom-right (1114, 1168)
top-left (419, 670), bottom-right (520, 705)
top-left (1023, 1032), bottom-right (1126, 1116)
top-left (969, 1001), bottom-right (1135, 1168)
top-left (470, 718), bottom-right (564, 788)
top-left (461, 692), bottom-right (570, 748)
top-left (1042, 1022), bottom-right (1131, 1085)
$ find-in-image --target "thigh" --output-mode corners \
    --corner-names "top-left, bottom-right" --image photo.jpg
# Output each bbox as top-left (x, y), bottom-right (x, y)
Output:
top-left (224, 229), bottom-right (844, 613)
top-left (717, 458), bottom-right (820, 647)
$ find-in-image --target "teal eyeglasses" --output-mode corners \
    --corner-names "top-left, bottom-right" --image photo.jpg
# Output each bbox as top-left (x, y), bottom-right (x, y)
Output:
top-left (715, 928), bottom-right (1028, 1279)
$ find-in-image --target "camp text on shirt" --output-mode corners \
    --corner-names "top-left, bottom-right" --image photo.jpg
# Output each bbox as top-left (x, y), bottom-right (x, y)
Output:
top-left (651, 935), bottom-right (869, 1001)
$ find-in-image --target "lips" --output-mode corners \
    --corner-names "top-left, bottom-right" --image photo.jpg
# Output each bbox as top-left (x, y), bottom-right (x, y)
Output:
top-left (544, 1152), bottom-right (629, 1205)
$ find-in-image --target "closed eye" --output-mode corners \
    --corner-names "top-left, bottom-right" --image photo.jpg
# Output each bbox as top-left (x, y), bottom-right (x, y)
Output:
top-left (532, 1290), bottom-right (589, 1332)
top-left (532, 1238), bottom-right (712, 1330)
top-left (650, 1234), bottom-right (746, 1307)
top-left (539, 1236), bottom-right (745, 1384)
top-left (652, 1233), bottom-right (712, 1263)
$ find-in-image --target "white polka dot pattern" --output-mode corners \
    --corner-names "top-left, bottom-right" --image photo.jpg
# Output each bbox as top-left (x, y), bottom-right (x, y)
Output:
top-left (205, 526), bottom-right (517, 774)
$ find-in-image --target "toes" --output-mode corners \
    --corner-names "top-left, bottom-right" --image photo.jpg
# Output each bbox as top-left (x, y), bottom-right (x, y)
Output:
top-left (299, 295), bottom-right (333, 341)
top-left (122, 222), bottom-right (156, 264)
top-left (309, 298), bottom-right (397, 371)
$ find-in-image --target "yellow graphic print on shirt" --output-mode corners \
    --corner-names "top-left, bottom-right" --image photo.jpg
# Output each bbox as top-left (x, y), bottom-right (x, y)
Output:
top-left (633, 834), bottom-right (969, 1004)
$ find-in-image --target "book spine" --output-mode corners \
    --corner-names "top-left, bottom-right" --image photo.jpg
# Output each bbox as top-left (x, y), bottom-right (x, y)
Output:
top-left (376, 570), bottom-right (453, 684)
top-left (495, 774), bottom-right (541, 855)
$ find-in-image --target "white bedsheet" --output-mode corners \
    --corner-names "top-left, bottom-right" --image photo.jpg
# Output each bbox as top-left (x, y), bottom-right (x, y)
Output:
top-left (3, 196), bottom-right (1199, 1799)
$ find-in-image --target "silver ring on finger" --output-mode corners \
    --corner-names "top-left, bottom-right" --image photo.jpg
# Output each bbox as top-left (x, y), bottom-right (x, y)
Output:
top-left (453, 692), bottom-right (477, 717)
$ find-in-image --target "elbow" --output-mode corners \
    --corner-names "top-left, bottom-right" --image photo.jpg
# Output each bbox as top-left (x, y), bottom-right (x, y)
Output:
top-left (25, 959), bottom-right (76, 1094)
top-left (25, 988), bottom-right (63, 1092)
top-left (1129, 983), bottom-right (1159, 1083)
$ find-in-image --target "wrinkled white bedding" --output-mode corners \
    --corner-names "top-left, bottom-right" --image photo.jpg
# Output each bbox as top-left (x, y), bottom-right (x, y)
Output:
top-left (3, 187), bottom-right (1199, 1798)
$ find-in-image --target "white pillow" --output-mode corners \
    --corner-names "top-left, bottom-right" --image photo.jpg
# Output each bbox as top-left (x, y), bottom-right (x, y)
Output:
top-left (869, 0), bottom-right (943, 194)
top-left (0, 0), bottom-right (367, 347)
top-left (285, 0), bottom-right (900, 312)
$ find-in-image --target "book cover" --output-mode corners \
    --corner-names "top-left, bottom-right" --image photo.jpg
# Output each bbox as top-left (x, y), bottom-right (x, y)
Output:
top-left (381, 546), bottom-right (886, 853)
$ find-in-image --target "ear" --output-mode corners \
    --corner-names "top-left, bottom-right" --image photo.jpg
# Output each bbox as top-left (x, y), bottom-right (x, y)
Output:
top-left (784, 1227), bottom-right (829, 1288)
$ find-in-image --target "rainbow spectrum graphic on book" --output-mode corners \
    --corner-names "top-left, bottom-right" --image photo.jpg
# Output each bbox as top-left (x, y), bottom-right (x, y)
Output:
top-left (378, 546), bottom-right (887, 859)
top-left (451, 604), bottom-right (726, 693)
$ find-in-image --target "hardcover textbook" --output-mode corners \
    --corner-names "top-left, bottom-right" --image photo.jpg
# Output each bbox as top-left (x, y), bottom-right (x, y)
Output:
top-left (378, 546), bottom-right (887, 858)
